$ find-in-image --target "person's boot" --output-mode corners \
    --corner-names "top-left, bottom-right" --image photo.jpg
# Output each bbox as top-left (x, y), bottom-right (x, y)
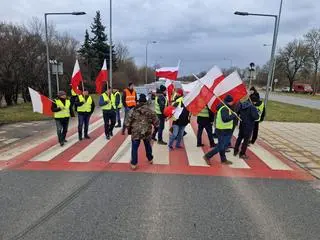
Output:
top-left (84, 135), bottom-right (90, 139)
top-left (78, 132), bottom-right (83, 141)
top-left (221, 160), bottom-right (232, 165)
top-left (233, 150), bottom-right (239, 156)
top-left (106, 134), bottom-right (110, 140)
top-left (115, 122), bottom-right (121, 128)
top-left (239, 154), bottom-right (249, 160)
top-left (158, 140), bottom-right (167, 145)
top-left (197, 143), bottom-right (205, 147)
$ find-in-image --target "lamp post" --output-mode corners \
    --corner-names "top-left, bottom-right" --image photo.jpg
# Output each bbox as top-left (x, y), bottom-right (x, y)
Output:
top-left (109, 0), bottom-right (113, 90)
top-left (45, 11), bottom-right (86, 98)
top-left (234, 11), bottom-right (278, 107)
top-left (145, 41), bottom-right (157, 84)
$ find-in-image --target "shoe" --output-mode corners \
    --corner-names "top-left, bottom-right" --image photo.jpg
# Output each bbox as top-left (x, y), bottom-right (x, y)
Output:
top-left (84, 135), bottom-right (90, 139)
top-left (197, 144), bottom-right (205, 147)
top-left (203, 156), bottom-right (211, 165)
top-left (130, 164), bottom-right (137, 170)
top-left (64, 140), bottom-right (68, 143)
top-left (183, 131), bottom-right (187, 136)
top-left (60, 142), bottom-right (64, 147)
top-left (221, 160), bottom-right (232, 165)
top-left (79, 137), bottom-right (83, 141)
top-left (109, 132), bottom-right (113, 137)
top-left (225, 149), bottom-right (231, 153)
top-left (106, 135), bottom-right (110, 140)
top-left (152, 137), bottom-right (157, 141)
top-left (176, 145), bottom-right (183, 149)
top-left (115, 124), bottom-right (121, 128)
top-left (158, 140), bottom-right (167, 145)
top-left (240, 154), bottom-right (249, 160)
top-left (233, 150), bottom-right (239, 156)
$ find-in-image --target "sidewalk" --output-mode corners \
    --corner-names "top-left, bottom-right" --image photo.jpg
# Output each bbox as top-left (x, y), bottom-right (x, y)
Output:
top-left (259, 122), bottom-right (320, 179)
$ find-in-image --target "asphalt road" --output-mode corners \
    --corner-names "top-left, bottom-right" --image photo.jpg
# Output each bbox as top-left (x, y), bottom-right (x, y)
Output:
top-left (261, 92), bottom-right (320, 109)
top-left (1, 171), bottom-right (319, 240)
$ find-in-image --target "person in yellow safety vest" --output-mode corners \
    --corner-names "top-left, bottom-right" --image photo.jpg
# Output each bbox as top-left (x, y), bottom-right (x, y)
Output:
top-left (171, 90), bottom-right (177, 103)
top-left (113, 89), bottom-right (123, 128)
top-left (203, 95), bottom-right (236, 165)
top-left (99, 87), bottom-right (117, 140)
top-left (250, 94), bottom-right (265, 145)
top-left (196, 105), bottom-right (215, 148)
top-left (152, 85), bottom-right (168, 145)
top-left (74, 90), bottom-right (95, 141)
top-left (51, 91), bottom-right (74, 146)
top-left (122, 82), bottom-right (137, 135)
top-left (70, 87), bottom-right (78, 115)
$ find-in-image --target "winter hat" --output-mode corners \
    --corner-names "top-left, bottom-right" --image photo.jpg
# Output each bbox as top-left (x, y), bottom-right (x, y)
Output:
top-left (58, 91), bottom-right (66, 97)
top-left (224, 95), bottom-right (234, 103)
top-left (176, 88), bottom-right (184, 96)
top-left (138, 94), bottom-right (147, 103)
top-left (160, 85), bottom-right (166, 92)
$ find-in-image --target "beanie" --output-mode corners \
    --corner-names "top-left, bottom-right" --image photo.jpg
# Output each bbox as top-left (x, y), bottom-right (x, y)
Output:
top-left (160, 85), bottom-right (166, 92)
top-left (224, 95), bottom-right (233, 103)
top-left (138, 94), bottom-right (147, 103)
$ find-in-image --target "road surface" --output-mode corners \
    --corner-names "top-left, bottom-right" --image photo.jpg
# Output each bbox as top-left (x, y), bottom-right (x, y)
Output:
top-left (0, 114), bottom-right (319, 240)
top-left (261, 92), bottom-right (320, 109)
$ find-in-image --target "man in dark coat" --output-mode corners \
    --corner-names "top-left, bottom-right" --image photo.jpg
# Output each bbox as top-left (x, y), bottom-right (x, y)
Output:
top-left (250, 94), bottom-right (266, 144)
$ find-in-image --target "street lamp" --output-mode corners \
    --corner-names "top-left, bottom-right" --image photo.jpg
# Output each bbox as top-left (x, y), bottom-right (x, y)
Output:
top-left (145, 41), bottom-right (157, 84)
top-left (45, 11), bottom-right (86, 98)
top-left (248, 62), bottom-right (255, 88)
top-left (234, 11), bottom-right (278, 107)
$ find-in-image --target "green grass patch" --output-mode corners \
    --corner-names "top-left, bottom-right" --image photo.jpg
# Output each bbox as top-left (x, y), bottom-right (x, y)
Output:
top-left (266, 100), bottom-right (320, 123)
top-left (0, 103), bottom-right (51, 125)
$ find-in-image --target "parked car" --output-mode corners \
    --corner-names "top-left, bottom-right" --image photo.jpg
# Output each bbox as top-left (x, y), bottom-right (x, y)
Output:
top-left (293, 83), bottom-right (313, 94)
top-left (281, 87), bottom-right (291, 92)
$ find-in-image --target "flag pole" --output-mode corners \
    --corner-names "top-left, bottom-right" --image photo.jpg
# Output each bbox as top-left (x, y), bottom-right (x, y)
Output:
top-left (192, 74), bottom-right (241, 121)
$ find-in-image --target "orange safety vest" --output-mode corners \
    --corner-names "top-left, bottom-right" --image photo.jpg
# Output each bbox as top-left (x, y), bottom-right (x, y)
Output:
top-left (124, 89), bottom-right (137, 107)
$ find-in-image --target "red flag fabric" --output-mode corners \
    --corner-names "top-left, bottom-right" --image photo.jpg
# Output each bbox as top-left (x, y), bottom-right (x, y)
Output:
top-left (208, 71), bottom-right (248, 113)
top-left (155, 66), bottom-right (179, 80)
top-left (71, 60), bottom-right (83, 94)
top-left (28, 87), bottom-right (53, 116)
top-left (95, 59), bottom-right (108, 94)
top-left (182, 66), bottom-right (224, 116)
top-left (165, 79), bottom-right (175, 103)
top-left (163, 105), bottom-right (175, 117)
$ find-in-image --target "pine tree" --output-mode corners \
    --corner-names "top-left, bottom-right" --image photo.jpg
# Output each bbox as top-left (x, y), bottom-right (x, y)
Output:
top-left (78, 29), bottom-right (94, 80)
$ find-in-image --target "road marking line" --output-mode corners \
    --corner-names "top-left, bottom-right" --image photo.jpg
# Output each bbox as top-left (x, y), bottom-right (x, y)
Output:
top-left (153, 122), bottom-right (170, 165)
top-left (109, 136), bottom-right (131, 163)
top-left (226, 152), bottom-right (251, 169)
top-left (30, 119), bottom-right (104, 162)
top-left (3, 138), bottom-right (20, 144)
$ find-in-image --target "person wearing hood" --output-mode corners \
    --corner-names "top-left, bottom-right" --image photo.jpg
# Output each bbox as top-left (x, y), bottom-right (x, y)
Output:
top-left (51, 91), bottom-right (74, 146)
top-left (152, 85), bottom-right (168, 145)
top-left (203, 95), bottom-right (236, 165)
top-left (249, 86), bottom-right (260, 101)
top-left (234, 98), bottom-right (259, 159)
top-left (250, 95), bottom-right (265, 145)
top-left (125, 94), bottom-right (159, 170)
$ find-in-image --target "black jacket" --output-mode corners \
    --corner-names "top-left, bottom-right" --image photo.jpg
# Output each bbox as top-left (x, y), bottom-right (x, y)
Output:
top-left (237, 101), bottom-right (259, 132)
top-left (51, 98), bottom-right (75, 118)
top-left (173, 98), bottom-right (190, 126)
top-left (197, 106), bottom-right (215, 126)
top-left (157, 94), bottom-right (167, 116)
top-left (74, 95), bottom-right (95, 115)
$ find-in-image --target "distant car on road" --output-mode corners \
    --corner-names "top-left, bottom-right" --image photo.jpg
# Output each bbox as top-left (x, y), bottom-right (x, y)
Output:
top-left (293, 83), bottom-right (313, 94)
top-left (281, 87), bottom-right (291, 92)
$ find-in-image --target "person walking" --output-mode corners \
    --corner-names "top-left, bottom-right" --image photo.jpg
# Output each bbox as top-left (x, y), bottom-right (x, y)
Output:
top-left (152, 85), bottom-right (168, 144)
top-left (168, 89), bottom-right (190, 150)
top-left (122, 82), bottom-right (137, 135)
top-left (70, 87), bottom-right (78, 115)
top-left (113, 88), bottom-right (123, 128)
top-left (197, 105), bottom-right (215, 148)
top-left (125, 94), bottom-right (159, 170)
top-left (233, 99), bottom-right (259, 159)
top-left (99, 87), bottom-right (116, 140)
top-left (51, 91), bottom-right (74, 146)
top-left (250, 94), bottom-right (265, 145)
top-left (75, 90), bottom-right (95, 140)
top-left (203, 95), bottom-right (236, 165)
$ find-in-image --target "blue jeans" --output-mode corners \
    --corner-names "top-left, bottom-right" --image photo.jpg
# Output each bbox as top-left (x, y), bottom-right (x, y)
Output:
top-left (131, 139), bottom-right (153, 166)
top-left (169, 125), bottom-right (186, 148)
top-left (205, 131), bottom-right (232, 162)
top-left (78, 114), bottom-right (90, 138)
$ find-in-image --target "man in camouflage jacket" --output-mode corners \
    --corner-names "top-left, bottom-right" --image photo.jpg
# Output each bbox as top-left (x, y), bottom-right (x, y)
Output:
top-left (125, 94), bottom-right (159, 169)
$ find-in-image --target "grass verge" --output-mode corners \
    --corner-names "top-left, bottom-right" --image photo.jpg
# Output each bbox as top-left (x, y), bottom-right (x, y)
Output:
top-left (266, 100), bottom-right (320, 123)
top-left (275, 92), bottom-right (320, 100)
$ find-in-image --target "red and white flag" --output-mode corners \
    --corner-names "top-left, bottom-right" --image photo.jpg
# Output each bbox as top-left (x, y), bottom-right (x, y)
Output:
top-left (28, 87), bottom-right (53, 116)
top-left (155, 66), bottom-right (179, 80)
top-left (208, 71), bottom-right (248, 113)
top-left (95, 59), bottom-right (108, 94)
top-left (182, 66), bottom-right (224, 116)
top-left (165, 79), bottom-right (175, 103)
top-left (71, 59), bottom-right (83, 94)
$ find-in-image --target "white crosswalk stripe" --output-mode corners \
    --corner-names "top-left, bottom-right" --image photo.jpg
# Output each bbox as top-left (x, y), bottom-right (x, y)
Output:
top-left (30, 119), bottom-right (104, 162)
top-left (152, 122), bottom-right (170, 165)
top-left (109, 136), bottom-right (131, 163)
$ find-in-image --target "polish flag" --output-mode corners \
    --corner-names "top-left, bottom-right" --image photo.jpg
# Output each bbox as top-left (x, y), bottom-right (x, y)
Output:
top-left (71, 59), bottom-right (83, 94)
top-left (28, 87), bottom-right (53, 116)
top-left (182, 80), bottom-right (198, 93)
top-left (165, 79), bottom-right (175, 103)
top-left (95, 59), bottom-right (108, 94)
top-left (208, 71), bottom-right (248, 113)
top-left (182, 66), bottom-right (224, 116)
top-left (155, 66), bottom-right (179, 80)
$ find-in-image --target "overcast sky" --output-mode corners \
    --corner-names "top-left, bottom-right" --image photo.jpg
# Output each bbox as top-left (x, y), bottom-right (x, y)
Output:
top-left (2, 0), bottom-right (320, 76)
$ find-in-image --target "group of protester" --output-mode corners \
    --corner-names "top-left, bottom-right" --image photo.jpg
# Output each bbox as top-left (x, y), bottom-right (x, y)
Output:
top-left (51, 83), bottom-right (265, 170)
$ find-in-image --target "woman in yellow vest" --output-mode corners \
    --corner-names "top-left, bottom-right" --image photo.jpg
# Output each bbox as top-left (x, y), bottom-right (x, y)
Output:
top-left (203, 95), bottom-right (235, 165)
top-left (113, 89), bottom-right (123, 128)
top-left (51, 91), bottom-right (74, 146)
top-left (75, 90), bottom-right (95, 141)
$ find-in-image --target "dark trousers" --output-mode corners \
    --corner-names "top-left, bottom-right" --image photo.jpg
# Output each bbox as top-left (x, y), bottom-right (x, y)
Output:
top-left (70, 96), bottom-right (77, 113)
top-left (122, 107), bottom-right (133, 134)
top-left (131, 139), bottom-right (153, 166)
top-left (234, 127), bottom-right (252, 156)
top-left (251, 121), bottom-right (259, 144)
top-left (205, 131), bottom-right (232, 162)
top-left (103, 110), bottom-right (116, 137)
top-left (55, 118), bottom-right (69, 144)
top-left (116, 108), bottom-right (121, 125)
top-left (197, 124), bottom-right (214, 146)
top-left (152, 115), bottom-right (165, 141)
top-left (78, 114), bottom-right (90, 138)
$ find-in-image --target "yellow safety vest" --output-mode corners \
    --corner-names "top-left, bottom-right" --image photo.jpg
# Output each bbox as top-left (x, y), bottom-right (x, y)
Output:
top-left (114, 91), bottom-right (123, 108)
top-left (256, 102), bottom-right (265, 122)
top-left (155, 95), bottom-right (168, 114)
top-left (101, 93), bottom-right (116, 110)
top-left (71, 89), bottom-right (77, 96)
top-left (175, 97), bottom-right (183, 107)
top-left (215, 106), bottom-right (233, 130)
top-left (197, 106), bottom-right (209, 118)
top-left (54, 99), bottom-right (71, 118)
top-left (171, 92), bottom-right (177, 102)
top-left (77, 95), bottom-right (93, 113)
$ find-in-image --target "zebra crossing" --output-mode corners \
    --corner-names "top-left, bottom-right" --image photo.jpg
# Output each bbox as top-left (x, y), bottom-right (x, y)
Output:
top-left (0, 117), bottom-right (313, 180)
